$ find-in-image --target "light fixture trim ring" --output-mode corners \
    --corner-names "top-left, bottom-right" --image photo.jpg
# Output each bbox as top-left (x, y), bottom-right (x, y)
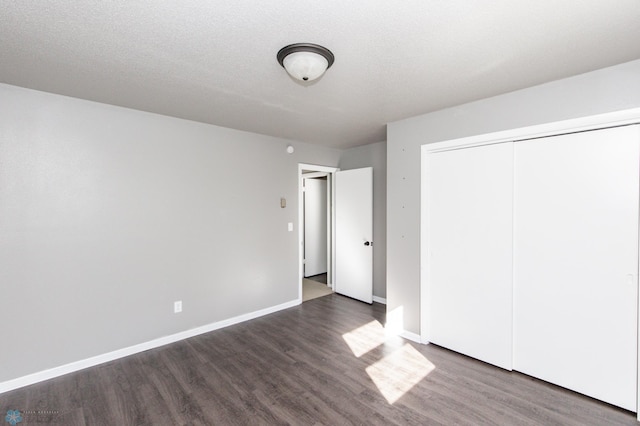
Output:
top-left (277, 43), bottom-right (335, 70)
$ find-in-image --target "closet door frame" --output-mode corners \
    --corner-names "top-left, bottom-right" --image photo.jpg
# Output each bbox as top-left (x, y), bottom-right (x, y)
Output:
top-left (420, 107), bottom-right (640, 419)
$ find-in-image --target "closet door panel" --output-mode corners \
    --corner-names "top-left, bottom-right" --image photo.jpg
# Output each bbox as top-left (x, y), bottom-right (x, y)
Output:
top-left (427, 142), bottom-right (513, 370)
top-left (513, 125), bottom-right (639, 411)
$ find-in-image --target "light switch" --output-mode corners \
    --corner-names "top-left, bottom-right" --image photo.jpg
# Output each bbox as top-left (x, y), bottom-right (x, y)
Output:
top-left (288, 222), bottom-right (293, 232)
top-left (281, 198), bottom-right (286, 208)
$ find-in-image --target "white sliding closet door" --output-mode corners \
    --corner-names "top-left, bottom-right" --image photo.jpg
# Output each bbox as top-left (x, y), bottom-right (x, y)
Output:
top-left (513, 125), bottom-right (639, 411)
top-left (427, 142), bottom-right (513, 370)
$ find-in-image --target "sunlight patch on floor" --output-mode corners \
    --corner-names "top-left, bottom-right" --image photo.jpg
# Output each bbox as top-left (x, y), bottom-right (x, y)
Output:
top-left (341, 306), bottom-right (436, 405)
top-left (342, 320), bottom-right (386, 358)
top-left (365, 343), bottom-right (435, 404)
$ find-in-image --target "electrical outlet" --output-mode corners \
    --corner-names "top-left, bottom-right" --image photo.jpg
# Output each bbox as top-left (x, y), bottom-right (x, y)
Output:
top-left (174, 300), bottom-right (182, 313)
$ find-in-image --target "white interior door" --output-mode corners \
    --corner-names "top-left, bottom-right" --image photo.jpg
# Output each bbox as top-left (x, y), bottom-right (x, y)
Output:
top-left (426, 143), bottom-right (514, 370)
top-left (303, 178), bottom-right (328, 277)
top-left (513, 125), bottom-right (639, 411)
top-left (335, 167), bottom-right (373, 303)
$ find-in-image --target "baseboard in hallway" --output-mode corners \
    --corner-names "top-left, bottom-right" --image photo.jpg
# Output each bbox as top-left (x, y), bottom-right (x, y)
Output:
top-left (305, 273), bottom-right (327, 284)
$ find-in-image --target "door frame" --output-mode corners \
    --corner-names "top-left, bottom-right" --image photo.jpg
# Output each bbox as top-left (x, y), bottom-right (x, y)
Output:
top-left (420, 106), bottom-right (640, 418)
top-left (298, 164), bottom-right (339, 302)
top-left (302, 174), bottom-right (328, 277)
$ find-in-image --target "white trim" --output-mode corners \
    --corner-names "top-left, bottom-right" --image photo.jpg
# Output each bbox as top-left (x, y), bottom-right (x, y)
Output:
top-left (0, 298), bottom-right (300, 394)
top-left (420, 140), bottom-right (431, 344)
top-left (372, 296), bottom-right (387, 305)
top-left (302, 171), bottom-right (328, 179)
top-left (298, 163), bottom-right (339, 174)
top-left (419, 107), bottom-right (640, 416)
top-left (423, 107), bottom-right (640, 154)
top-left (399, 330), bottom-right (422, 344)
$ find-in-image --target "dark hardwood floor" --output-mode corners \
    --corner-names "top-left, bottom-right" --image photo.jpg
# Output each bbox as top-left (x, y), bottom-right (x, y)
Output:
top-left (1, 294), bottom-right (637, 425)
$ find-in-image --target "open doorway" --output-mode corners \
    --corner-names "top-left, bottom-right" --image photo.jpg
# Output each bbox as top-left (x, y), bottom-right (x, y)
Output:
top-left (298, 164), bottom-right (338, 302)
top-left (303, 175), bottom-right (328, 281)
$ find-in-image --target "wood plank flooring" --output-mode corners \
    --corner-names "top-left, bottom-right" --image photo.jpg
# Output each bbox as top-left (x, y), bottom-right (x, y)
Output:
top-left (1, 294), bottom-right (637, 425)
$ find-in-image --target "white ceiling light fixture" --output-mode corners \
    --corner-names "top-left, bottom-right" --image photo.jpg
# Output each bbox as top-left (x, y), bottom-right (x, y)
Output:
top-left (277, 43), bottom-right (335, 82)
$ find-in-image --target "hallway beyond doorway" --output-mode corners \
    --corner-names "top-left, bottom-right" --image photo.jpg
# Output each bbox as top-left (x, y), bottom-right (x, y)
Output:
top-left (302, 277), bottom-right (332, 302)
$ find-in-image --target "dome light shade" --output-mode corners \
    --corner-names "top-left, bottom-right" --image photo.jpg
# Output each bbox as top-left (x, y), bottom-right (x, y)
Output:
top-left (283, 51), bottom-right (328, 82)
top-left (277, 43), bottom-right (334, 82)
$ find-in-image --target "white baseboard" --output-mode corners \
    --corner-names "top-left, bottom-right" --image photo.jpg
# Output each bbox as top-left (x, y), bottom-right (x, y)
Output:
top-left (399, 330), bottom-right (422, 343)
top-left (0, 298), bottom-right (301, 394)
top-left (372, 296), bottom-right (387, 304)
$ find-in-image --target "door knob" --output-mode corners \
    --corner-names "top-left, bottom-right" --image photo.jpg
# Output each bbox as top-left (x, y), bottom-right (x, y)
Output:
top-left (364, 241), bottom-right (372, 246)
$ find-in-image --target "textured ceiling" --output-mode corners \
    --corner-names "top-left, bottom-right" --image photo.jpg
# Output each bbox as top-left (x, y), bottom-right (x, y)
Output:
top-left (2, 1), bottom-right (640, 148)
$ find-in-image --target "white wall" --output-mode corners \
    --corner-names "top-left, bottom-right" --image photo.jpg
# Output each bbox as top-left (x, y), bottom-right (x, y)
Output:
top-left (339, 141), bottom-right (386, 300)
top-left (0, 83), bottom-right (342, 383)
top-left (387, 59), bottom-right (640, 335)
